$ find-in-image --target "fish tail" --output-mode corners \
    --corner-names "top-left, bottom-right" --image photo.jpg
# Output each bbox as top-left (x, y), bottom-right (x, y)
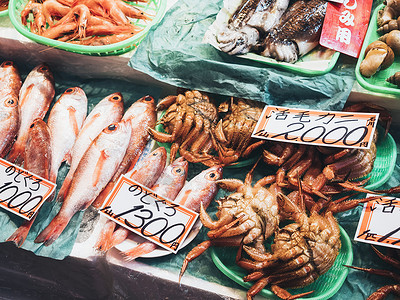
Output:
top-left (123, 241), bottom-right (158, 261)
top-left (92, 181), bottom-right (115, 209)
top-left (7, 140), bottom-right (25, 164)
top-left (94, 219), bottom-right (116, 252)
top-left (6, 218), bottom-right (35, 247)
top-left (34, 214), bottom-right (70, 246)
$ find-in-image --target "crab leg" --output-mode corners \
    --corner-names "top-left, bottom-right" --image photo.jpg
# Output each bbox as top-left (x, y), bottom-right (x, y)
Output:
top-left (367, 284), bottom-right (400, 300)
top-left (271, 285), bottom-right (314, 300)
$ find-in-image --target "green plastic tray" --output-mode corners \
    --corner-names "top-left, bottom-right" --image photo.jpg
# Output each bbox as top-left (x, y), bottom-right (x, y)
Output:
top-left (9, 0), bottom-right (166, 56)
top-left (0, 8), bottom-right (8, 17)
top-left (239, 47), bottom-right (340, 77)
top-left (211, 225), bottom-right (353, 300)
top-left (355, 4), bottom-right (400, 95)
top-left (364, 127), bottom-right (397, 190)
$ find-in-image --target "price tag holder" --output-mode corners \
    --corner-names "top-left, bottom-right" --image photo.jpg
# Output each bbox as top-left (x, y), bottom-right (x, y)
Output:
top-left (252, 105), bottom-right (378, 149)
top-left (320, 0), bottom-right (373, 58)
top-left (100, 175), bottom-right (199, 253)
top-left (0, 158), bottom-right (56, 221)
top-left (355, 195), bottom-right (400, 249)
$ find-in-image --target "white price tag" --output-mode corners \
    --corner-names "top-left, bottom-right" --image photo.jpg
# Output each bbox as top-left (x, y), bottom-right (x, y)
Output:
top-left (0, 158), bottom-right (56, 220)
top-left (252, 106), bottom-right (379, 149)
top-left (355, 195), bottom-right (400, 249)
top-left (100, 175), bottom-right (198, 253)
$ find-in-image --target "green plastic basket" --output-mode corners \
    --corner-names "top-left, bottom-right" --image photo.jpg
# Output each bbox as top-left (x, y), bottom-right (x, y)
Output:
top-left (364, 127), bottom-right (397, 190)
top-left (355, 4), bottom-right (400, 96)
top-left (210, 225), bottom-right (353, 300)
top-left (8, 0), bottom-right (166, 56)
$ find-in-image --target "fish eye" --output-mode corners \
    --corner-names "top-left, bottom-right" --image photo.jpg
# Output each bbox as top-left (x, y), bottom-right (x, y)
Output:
top-left (30, 123), bottom-right (35, 128)
top-left (206, 172), bottom-right (218, 180)
top-left (66, 88), bottom-right (74, 93)
top-left (7, 99), bottom-right (14, 105)
top-left (40, 65), bottom-right (48, 71)
top-left (111, 95), bottom-right (121, 102)
top-left (3, 61), bottom-right (12, 66)
top-left (144, 96), bottom-right (153, 102)
top-left (107, 124), bottom-right (117, 131)
top-left (173, 167), bottom-right (183, 175)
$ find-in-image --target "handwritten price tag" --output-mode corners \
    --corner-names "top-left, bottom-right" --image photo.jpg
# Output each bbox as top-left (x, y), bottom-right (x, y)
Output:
top-left (355, 196), bottom-right (400, 249)
top-left (100, 175), bottom-right (198, 253)
top-left (252, 106), bottom-right (378, 149)
top-left (0, 158), bottom-right (56, 220)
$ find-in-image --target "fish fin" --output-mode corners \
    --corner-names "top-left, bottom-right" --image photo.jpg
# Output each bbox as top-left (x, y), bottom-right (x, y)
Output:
top-left (92, 150), bottom-right (109, 187)
top-left (34, 214), bottom-right (70, 246)
top-left (80, 112), bottom-right (101, 132)
top-left (92, 181), bottom-right (114, 209)
top-left (19, 84), bottom-right (34, 107)
top-left (178, 190), bottom-right (192, 206)
top-left (6, 217), bottom-right (35, 247)
top-left (67, 106), bottom-right (80, 136)
top-left (94, 220), bottom-right (116, 253)
top-left (7, 140), bottom-right (25, 165)
top-left (63, 152), bottom-right (72, 164)
top-left (122, 242), bottom-right (158, 261)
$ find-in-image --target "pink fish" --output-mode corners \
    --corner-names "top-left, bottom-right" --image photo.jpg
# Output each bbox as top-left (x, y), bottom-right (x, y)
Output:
top-left (94, 147), bottom-right (167, 252)
top-left (175, 165), bottom-right (223, 213)
top-left (0, 61), bottom-right (22, 101)
top-left (7, 63), bottom-right (55, 165)
top-left (35, 120), bottom-right (132, 246)
top-left (122, 156), bottom-right (189, 260)
top-left (56, 92), bottom-right (123, 201)
top-left (0, 61), bottom-right (22, 157)
top-left (47, 87), bottom-right (88, 183)
top-left (7, 118), bottom-right (52, 246)
top-left (91, 95), bottom-right (156, 209)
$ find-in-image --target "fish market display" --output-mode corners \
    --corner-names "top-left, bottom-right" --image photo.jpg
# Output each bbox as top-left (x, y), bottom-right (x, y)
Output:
top-left (7, 118), bottom-right (52, 246)
top-left (92, 95), bottom-right (156, 209)
top-left (7, 63), bottom-right (55, 165)
top-left (57, 92), bottom-right (124, 201)
top-left (20, 0), bottom-right (152, 45)
top-left (205, 0), bottom-right (328, 63)
top-left (35, 120), bottom-right (132, 246)
top-left (47, 87), bottom-right (88, 183)
top-left (0, 61), bottom-right (21, 157)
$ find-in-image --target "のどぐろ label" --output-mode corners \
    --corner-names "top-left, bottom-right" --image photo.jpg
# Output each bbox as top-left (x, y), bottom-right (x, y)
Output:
top-left (100, 175), bottom-right (198, 253)
top-left (0, 158), bottom-right (56, 220)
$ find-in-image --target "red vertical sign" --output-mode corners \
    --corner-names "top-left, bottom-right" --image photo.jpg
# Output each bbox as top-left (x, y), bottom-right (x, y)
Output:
top-left (320, 0), bottom-right (373, 58)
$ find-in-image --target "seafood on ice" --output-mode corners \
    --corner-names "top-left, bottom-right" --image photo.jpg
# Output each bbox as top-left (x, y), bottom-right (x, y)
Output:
top-left (204, 0), bottom-right (328, 63)
top-left (56, 92), bottom-right (124, 201)
top-left (7, 63), bottom-right (55, 165)
top-left (20, 0), bottom-right (153, 45)
top-left (35, 120), bottom-right (132, 246)
top-left (0, 61), bottom-right (21, 158)
top-left (47, 87), bottom-right (88, 183)
top-left (7, 118), bottom-right (52, 247)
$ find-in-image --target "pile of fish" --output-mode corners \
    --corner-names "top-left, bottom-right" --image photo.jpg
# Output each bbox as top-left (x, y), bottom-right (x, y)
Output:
top-left (94, 147), bottom-right (223, 259)
top-left (0, 61), bottom-right (157, 247)
top-left (20, 0), bottom-right (152, 46)
top-left (204, 0), bottom-right (327, 63)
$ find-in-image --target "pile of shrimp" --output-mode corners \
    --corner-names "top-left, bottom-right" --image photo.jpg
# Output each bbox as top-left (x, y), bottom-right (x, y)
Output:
top-left (21, 0), bottom-right (152, 45)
